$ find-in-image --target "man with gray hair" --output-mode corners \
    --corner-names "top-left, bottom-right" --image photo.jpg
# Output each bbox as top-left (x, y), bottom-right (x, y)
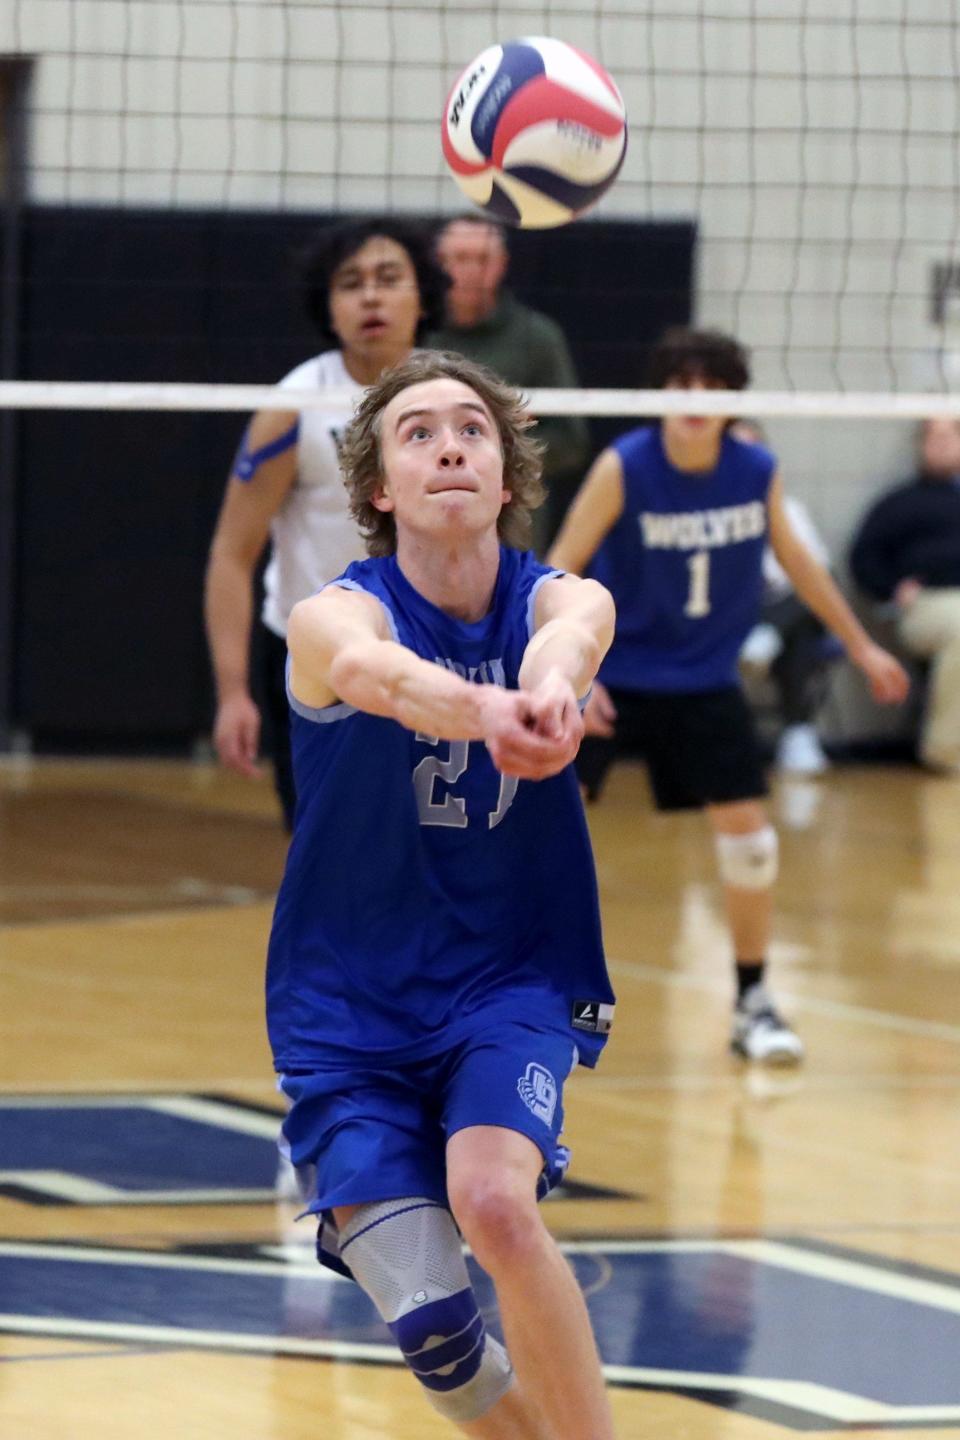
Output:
top-left (429, 213), bottom-right (590, 550)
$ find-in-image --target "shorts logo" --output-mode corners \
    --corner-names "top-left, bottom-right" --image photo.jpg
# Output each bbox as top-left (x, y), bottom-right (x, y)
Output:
top-left (517, 1063), bottom-right (557, 1129)
top-left (571, 999), bottom-right (615, 1034)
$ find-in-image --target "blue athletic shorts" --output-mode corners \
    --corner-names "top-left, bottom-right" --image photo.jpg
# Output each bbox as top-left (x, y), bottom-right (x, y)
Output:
top-left (279, 1020), bottom-right (580, 1216)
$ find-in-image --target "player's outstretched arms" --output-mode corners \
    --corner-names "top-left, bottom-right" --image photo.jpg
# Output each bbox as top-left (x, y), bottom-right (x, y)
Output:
top-left (523, 572), bottom-right (616, 700)
top-left (288, 588), bottom-right (586, 779)
top-left (547, 448), bottom-right (625, 575)
top-left (482, 678), bottom-right (584, 780)
top-left (484, 571), bottom-right (617, 773)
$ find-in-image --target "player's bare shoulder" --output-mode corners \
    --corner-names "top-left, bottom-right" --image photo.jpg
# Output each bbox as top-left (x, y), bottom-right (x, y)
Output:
top-left (290, 582), bottom-right (388, 644)
top-left (535, 570), bottom-right (615, 633)
top-left (287, 583), bottom-right (390, 708)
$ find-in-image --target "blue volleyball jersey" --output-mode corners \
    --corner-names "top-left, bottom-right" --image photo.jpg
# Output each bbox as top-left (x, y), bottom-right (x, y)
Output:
top-left (589, 427), bottom-right (776, 692)
top-left (266, 546), bottom-right (614, 1073)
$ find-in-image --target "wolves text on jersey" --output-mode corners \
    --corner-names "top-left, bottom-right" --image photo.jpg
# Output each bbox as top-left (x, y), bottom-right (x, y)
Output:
top-left (640, 500), bottom-right (766, 551)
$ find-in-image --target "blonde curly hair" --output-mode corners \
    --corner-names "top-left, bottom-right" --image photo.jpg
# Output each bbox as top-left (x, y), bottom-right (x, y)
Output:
top-left (339, 350), bottom-right (545, 556)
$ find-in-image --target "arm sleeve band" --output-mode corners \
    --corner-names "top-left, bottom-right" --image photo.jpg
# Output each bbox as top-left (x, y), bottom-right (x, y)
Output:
top-left (232, 419), bottom-right (300, 481)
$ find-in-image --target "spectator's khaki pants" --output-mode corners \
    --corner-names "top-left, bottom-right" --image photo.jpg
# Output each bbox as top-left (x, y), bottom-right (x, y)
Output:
top-left (898, 588), bottom-right (960, 769)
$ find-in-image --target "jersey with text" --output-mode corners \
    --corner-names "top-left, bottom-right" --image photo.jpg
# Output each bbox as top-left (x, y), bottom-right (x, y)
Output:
top-left (266, 547), bottom-right (614, 1072)
top-left (589, 426), bottom-right (776, 691)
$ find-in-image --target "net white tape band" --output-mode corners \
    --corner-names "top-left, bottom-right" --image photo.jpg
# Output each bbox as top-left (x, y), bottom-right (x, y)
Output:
top-left (2, 383), bottom-right (960, 419)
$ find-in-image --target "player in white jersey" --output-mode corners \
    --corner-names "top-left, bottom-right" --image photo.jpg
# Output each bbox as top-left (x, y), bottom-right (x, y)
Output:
top-left (204, 218), bottom-right (449, 827)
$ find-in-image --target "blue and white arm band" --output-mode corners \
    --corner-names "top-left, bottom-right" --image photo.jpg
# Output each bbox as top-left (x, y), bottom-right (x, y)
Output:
top-left (232, 419), bottom-right (300, 481)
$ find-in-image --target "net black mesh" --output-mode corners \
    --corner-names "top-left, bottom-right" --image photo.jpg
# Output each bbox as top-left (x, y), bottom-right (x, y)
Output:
top-left (5, 0), bottom-right (960, 392)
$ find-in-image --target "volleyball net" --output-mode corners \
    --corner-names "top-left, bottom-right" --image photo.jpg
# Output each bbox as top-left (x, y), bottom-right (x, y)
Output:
top-left (3, 0), bottom-right (960, 402)
top-left (3, 0), bottom-right (954, 748)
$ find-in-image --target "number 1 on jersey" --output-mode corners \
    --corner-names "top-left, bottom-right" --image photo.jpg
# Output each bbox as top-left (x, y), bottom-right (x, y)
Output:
top-left (685, 550), bottom-right (711, 617)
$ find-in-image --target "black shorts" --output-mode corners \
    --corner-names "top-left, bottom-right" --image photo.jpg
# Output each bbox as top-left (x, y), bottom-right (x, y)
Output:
top-left (577, 685), bottom-right (768, 811)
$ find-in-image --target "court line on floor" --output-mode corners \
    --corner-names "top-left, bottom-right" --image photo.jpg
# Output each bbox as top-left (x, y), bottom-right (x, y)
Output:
top-left (1, 1316), bottom-right (957, 1426)
top-left (0, 1080), bottom-right (279, 1097)
top-left (0, 896), bottom-right (277, 935)
top-left (580, 1073), bottom-right (960, 1090)
top-left (0, 1314), bottom-right (396, 1362)
top-left (4, 1238), bottom-right (960, 1426)
top-left (0, 1094), bottom-right (279, 1127)
top-left (7, 1235), bottom-right (960, 1307)
top-left (609, 957), bottom-right (960, 1044)
top-left (604, 1366), bottom-right (960, 1427)
top-left (0, 1241), bottom-right (342, 1281)
top-left (0, 1344), bottom-right (169, 1365)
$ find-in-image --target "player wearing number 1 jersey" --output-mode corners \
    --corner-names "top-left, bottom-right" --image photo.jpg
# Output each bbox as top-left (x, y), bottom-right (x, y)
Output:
top-left (549, 327), bottom-right (908, 1065)
top-left (267, 351), bottom-right (618, 1440)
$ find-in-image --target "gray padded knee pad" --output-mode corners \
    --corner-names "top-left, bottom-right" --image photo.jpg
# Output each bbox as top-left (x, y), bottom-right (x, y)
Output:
top-left (339, 1197), bottom-right (514, 1423)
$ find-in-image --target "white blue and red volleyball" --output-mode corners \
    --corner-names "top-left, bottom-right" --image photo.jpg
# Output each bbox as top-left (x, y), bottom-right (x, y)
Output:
top-left (442, 37), bottom-right (627, 229)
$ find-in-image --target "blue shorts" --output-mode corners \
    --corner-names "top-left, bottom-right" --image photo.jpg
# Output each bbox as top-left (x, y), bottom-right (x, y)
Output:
top-left (279, 1021), bottom-right (580, 1215)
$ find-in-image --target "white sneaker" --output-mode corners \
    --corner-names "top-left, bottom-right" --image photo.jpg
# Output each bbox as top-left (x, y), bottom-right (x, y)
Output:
top-left (731, 984), bottom-right (805, 1065)
top-left (778, 778), bottom-right (822, 830)
top-left (776, 724), bottom-right (828, 776)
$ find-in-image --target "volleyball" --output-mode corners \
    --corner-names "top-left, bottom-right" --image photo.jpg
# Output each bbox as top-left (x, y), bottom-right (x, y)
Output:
top-left (442, 37), bottom-right (628, 229)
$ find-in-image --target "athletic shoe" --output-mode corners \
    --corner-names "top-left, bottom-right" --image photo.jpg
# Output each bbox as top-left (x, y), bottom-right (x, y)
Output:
top-left (740, 622), bottom-right (783, 673)
top-left (776, 723), bottom-right (829, 776)
top-left (731, 984), bottom-right (805, 1065)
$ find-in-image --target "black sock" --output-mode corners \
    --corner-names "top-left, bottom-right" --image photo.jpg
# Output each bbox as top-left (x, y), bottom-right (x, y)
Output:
top-left (736, 962), bottom-right (765, 1002)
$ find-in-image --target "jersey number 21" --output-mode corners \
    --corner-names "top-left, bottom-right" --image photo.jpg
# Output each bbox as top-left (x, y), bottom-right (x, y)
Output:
top-left (413, 736), bottom-right (519, 830)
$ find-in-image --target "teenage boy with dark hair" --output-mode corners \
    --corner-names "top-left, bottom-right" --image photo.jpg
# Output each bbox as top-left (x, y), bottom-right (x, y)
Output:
top-left (549, 327), bottom-right (908, 1063)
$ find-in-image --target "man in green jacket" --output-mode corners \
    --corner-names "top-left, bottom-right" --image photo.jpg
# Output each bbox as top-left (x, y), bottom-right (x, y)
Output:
top-left (428, 214), bottom-right (591, 551)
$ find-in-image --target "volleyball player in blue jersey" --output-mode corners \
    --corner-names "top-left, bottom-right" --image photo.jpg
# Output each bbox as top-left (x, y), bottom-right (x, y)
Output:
top-left (268, 351), bottom-right (618, 1439)
top-left (549, 328), bottom-right (908, 1065)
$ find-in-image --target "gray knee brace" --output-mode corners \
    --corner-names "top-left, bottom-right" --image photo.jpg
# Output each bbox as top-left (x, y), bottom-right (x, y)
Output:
top-left (339, 1197), bottom-right (514, 1423)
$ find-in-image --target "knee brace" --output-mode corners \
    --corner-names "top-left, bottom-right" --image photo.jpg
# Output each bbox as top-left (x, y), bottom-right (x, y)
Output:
top-left (715, 824), bottom-right (779, 890)
top-left (339, 1198), bottom-right (514, 1423)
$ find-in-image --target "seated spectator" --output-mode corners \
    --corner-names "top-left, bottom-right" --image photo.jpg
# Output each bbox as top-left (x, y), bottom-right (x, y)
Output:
top-left (849, 416), bottom-right (960, 772)
top-left (734, 421), bottom-right (837, 775)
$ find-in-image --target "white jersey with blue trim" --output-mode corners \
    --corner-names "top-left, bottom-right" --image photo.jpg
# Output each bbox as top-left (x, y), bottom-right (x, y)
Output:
top-left (261, 350), bottom-right (365, 638)
top-left (589, 427), bottom-right (776, 692)
top-left (266, 546), bottom-right (614, 1072)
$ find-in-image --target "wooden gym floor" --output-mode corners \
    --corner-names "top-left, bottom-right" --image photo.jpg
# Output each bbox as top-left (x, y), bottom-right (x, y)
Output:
top-left (2, 755), bottom-right (959, 1439)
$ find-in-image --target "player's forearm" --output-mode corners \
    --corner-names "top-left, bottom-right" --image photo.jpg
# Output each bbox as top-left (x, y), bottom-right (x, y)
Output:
top-left (330, 639), bottom-right (491, 739)
top-left (520, 620), bottom-right (603, 698)
top-left (547, 512), bottom-right (605, 576)
top-left (546, 535), bottom-right (584, 575)
top-left (783, 551), bottom-right (874, 658)
top-left (204, 549), bottom-right (255, 700)
top-left (519, 584), bottom-right (614, 695)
